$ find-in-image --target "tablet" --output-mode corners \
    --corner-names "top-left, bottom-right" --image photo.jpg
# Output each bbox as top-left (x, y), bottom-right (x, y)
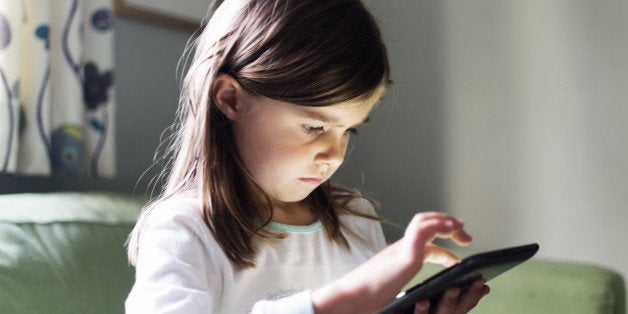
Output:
top-left (377, 243), bottom-right (539, 314)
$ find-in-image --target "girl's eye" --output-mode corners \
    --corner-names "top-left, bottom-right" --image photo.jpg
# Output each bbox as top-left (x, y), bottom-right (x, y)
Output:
top-left (304, 125), bottom-right (325, 134)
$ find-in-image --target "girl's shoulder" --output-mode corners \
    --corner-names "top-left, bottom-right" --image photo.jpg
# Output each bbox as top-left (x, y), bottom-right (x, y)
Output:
top-left (133, 191), bottom-right (220, 253)
top-left (331, 186), bottom-right (380, 217)
top-left (140, 192), bottom-right (204, 228)
top-left (331, 188), bottom-right (387, 250)
top-left (128, 191), bottom-right (232, 293)
top-left (149, 191), bottom-right (202, 217)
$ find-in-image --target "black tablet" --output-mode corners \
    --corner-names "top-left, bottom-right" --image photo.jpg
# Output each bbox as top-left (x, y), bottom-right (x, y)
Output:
top-left (377, 243), bottom-right (540, 314)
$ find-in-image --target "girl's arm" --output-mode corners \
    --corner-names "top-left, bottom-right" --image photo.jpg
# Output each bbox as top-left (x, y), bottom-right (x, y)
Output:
top-left (312, 212), bottom-right (489, 313)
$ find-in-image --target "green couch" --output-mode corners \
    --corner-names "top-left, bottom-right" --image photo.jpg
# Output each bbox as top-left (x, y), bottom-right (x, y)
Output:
top-left (0, 192), bottom-right (143, 314)
top-left (0, 192), bottom-right (625, 313)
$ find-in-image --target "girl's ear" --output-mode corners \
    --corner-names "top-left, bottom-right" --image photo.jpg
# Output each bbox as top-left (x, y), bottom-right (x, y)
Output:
top-left (212, 74), bottom-right (244, 121)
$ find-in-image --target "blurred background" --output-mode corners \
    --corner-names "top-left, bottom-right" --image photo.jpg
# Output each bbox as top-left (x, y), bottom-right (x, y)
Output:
top-left (1, 0), bottom-right (626, 295)
top-left (342, 0), bottom-right (628, 288)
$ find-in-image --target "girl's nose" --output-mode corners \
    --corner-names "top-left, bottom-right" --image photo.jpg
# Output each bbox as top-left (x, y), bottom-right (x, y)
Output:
top-left (314, 134), bottom-right (346, 168)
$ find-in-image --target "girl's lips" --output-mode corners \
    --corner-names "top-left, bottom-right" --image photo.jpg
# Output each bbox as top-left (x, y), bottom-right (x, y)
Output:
top-left (299, 177), bottom-right (323, 185)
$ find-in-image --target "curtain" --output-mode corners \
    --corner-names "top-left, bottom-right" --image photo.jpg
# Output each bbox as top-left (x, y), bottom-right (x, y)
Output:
top-left (0, 0), bottom-right (115, 178)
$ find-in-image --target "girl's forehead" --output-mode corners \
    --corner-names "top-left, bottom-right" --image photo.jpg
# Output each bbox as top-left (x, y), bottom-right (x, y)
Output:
top-left (250, 92), bottom-right (377, 122)
top-left (292, 101), bottom-right (374, 126)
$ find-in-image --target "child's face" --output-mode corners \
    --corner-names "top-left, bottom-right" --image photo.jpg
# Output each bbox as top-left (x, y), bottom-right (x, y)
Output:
top-left (232, 94), bottom-right (374, 204)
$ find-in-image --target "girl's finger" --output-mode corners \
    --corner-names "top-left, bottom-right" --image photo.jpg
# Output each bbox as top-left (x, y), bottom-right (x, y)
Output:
top-left (433, 286), bottom-right (460, 314)
top-left (456, 279), bottom-right (490, 311)
top-left (405, 214), bottom-right (465, 245)
top-left (423, 244), bottom-right (459, 268)
top-left (413, 300), bottom-right (430, 314)
top-left (450, 229), bottom-right (473, 246)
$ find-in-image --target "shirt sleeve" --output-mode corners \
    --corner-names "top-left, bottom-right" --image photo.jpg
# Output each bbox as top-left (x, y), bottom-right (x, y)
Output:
top-left (250, 290), bottom-right (315, 314)
top-left (126, 202), bottom-right (222, 313)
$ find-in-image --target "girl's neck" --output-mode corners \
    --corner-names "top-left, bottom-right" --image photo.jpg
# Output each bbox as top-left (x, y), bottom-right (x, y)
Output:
top-left (268, 201), bottom-right (317, 226)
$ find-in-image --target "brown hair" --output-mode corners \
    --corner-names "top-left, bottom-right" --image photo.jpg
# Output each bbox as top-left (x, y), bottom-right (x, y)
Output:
top-left (128, 0), bottom-right (392, 267)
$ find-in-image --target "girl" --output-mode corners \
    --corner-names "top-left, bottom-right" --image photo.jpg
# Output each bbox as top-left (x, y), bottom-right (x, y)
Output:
top-left (126, 0), bottom-right (489, 313)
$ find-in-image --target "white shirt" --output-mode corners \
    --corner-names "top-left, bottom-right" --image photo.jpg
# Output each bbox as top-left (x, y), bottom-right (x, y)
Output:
top-left (126, 193), bottom-right (387, 313)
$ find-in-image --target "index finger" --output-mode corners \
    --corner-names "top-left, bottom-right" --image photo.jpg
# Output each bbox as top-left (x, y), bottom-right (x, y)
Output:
top-left (423, 244), bottom-right (459, 267)
top-left (405, 213), bottom-right (471, 247)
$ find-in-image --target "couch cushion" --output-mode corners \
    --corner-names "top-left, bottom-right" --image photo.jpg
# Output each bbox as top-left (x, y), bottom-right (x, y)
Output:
top-left (0, 192), bottom-right (143, 314)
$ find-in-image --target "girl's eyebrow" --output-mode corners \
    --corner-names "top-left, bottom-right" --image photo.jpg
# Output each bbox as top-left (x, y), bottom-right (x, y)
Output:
top-left (297, 110), bottom-right (337, 124)
top-left (297, 110), bottom-right (370, 127)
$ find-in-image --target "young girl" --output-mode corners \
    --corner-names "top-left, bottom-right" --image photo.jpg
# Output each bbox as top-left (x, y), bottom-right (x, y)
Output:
top-left (126, 0), bottom-right (489, 313)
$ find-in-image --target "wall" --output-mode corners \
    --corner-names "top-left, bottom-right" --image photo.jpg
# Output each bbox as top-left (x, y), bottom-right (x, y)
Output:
top-left (344, 0), bottom-right (628, 287)
top-left (112, 18), bottom-right (191, 193)
top-left (441, 0), bottom-right (628, 284)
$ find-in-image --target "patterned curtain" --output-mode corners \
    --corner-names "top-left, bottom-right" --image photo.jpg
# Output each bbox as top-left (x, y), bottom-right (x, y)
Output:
top-left (0, 0), bottom-right (116, 178)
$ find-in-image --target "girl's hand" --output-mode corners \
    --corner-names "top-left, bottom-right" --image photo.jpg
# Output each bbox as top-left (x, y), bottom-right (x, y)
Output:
top-left (401, 212), bottom-right (472, 268)
top-left (312, 212), bottom-right (486, 313)
top-left (414, 279), bottom-right (490, 314)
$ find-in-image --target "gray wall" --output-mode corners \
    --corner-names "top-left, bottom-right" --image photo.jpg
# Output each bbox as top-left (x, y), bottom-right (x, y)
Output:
top-left (112, 18), bottom-right (190, 194)
top-left (348, 0), bottom-right (628, 288)
top-left (441, 0), bottom-right (628, 287)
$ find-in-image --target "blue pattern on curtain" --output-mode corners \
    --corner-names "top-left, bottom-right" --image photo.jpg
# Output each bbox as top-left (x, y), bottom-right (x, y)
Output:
top-left (0, 0), bottom-right (116, 178)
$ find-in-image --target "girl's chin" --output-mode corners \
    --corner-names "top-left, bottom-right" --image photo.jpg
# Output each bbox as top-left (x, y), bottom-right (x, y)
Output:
top-left (272, 189), bottom-right (318, 204)
top-left (265, 181), bottom-right (326, 203)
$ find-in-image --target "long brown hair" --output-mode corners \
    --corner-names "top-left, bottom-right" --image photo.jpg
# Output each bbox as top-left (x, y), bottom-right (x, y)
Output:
top-left (128, 0), bottom-right (392, 267)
